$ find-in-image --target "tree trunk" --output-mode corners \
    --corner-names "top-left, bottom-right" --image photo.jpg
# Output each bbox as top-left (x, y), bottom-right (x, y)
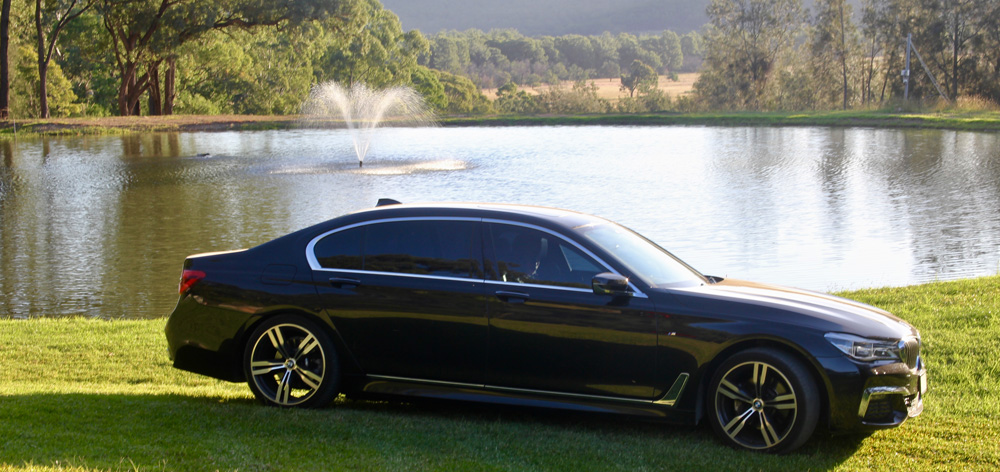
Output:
top-left (38, 64), bottom-right (50, 118)
top-left (163, 57), bottom-right (175, 115)
top-left (951, 15), bottom-right (960, 101)
top-left (0, 0), bottom-right (10, 120)
top-left (35, 0), bottom-right (50, 118)
top-left (838, 1), bottom-right (848, 110)
top-left (117, 60), bottom-right (157, 116)
top-left (148, 62), bottom-right (161, 115)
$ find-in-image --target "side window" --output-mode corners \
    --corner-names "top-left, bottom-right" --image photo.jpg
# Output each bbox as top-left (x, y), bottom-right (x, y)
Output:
top-left (364, 220), bottom-right (481, 278)
top-left (314, 226), bottom-right (364, 270)
top-left (489, 224), bottom-right (604, 288)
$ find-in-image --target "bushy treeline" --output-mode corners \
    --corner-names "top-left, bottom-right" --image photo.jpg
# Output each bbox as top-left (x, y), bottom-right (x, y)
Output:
top-left (694, 0), bottom-right (1000, 111)
top-left (420, 28), bottom-right (703, 90)
top-left (1, 0), bottom-right (704, 119)
top-left (1, 0), bottom-right (498, 118)
top-left (3, 0), bottom-right (999, 119)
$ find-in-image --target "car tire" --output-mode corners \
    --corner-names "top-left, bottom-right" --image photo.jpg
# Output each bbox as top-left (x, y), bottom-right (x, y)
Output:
top-left (708, 348), bottom-right (819, 453)
top-left (243, 315), bottom-right (340, 408)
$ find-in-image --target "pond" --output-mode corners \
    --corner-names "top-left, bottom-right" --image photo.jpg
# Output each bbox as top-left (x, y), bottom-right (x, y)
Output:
top-left (2, 125), bottom-right (999, 319)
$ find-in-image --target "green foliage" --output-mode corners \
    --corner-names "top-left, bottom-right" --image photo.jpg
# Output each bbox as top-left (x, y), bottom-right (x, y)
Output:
top-left (10, 45), bottom-right (82, 118)
top-left (535, 80), bottom-right (609, 114)
top-left (55, 11), bottom-right (117, 116)
top-left (495, 81), bottom-right (539, 114)
top-left (410, 65), bottom-right (448, 111)
top-left (315, 0), bottom-right (425, 88)
top-left (619, 59), bottom-right (657, 98)
top-left (433, 69), bottom-right (493, 114)
top-left (419, 28), bottom-right (701, 92)
top-left (694, 0), bottom-right (806, 110)
top-left (173, 26), bottom-right (326, 115)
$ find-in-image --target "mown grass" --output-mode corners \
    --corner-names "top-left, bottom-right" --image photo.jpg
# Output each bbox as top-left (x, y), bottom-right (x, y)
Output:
top-left (2, 276), bottom-right (999, 471)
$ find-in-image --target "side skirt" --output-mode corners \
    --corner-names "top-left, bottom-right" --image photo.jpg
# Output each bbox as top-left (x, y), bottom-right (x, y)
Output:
top-left (351, 374), bottom-right (696, 422)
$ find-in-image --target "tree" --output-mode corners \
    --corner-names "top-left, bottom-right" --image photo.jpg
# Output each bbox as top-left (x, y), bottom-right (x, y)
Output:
top-left (620, 59), bottom-right (657, 98)
top-left (316, 0), bottom-right (426, 88)
top-left (12, 44), bottom-right (81, 117)
top-left (433, 69), bottom-right (492, 114)
top-left (641, 31), bottom-right (683, 73)
top-left (924, 0), bottom-right (990, 101)
top-left (409, 65), bottom-right (446, 110)
top-left (97, 0), bottom-right (343, 116)
top-left (695, 0), bottom-right (805, 110)
top-left (0, 0), bottom-right (10, 119)
top-left (495, 81), bottom-right (537, 114)
top-left (554, 34), bottom-right (596, 71)
top-left (34, 0), bottom-right (94, 118)
top-left (810, 0), bottom-right (859, 109)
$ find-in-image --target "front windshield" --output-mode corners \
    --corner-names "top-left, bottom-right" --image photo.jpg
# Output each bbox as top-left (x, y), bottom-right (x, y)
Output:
top-left (574, 222), bottom-right (705, 287)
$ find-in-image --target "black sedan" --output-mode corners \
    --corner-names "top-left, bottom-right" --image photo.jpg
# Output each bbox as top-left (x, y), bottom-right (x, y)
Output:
top-left (165, 201), bottom-right (926, 453)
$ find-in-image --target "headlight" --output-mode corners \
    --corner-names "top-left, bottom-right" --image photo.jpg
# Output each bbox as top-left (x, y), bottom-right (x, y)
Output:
top-left (824, 332), bottom-right (903, 362)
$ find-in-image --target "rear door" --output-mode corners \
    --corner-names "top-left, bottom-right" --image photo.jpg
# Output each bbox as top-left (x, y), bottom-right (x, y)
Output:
top-left (309, 218), bottom-right (488, 384)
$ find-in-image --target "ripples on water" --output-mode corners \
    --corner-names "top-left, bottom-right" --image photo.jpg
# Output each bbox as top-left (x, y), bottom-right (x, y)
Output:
top-left (1, 127), bottom-right (999, 319)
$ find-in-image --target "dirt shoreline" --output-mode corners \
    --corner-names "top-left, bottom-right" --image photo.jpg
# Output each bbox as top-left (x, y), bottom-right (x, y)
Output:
top-left (4, 110), bottom-right (1000, 135)
top-left (0, 114), bottom-right (309, 134)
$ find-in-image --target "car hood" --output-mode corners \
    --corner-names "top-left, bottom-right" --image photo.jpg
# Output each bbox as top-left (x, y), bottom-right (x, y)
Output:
top-left (666, 278), bottom-right (918, 340)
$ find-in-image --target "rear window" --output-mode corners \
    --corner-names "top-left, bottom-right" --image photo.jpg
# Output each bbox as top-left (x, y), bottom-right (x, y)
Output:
top-left (313, 219), bottom-right (482, 279)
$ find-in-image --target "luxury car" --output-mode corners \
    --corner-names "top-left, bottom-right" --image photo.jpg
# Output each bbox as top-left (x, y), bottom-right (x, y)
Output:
top-left (165, 200), bottom-right (926, 453)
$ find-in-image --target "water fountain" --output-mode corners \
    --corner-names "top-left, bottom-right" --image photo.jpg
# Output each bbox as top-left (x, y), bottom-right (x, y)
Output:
top-left (302, 82), bottom-right (435, 167)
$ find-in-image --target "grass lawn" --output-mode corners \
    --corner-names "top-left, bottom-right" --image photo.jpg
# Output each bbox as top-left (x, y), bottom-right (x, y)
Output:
top-left (1, 277), bottom-right (998, 471)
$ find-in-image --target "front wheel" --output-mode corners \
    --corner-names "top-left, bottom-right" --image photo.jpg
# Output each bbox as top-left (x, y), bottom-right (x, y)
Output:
top-left (708, 348), bottom-right (819, 453)
top-left (244, 315), bottom-right (340, 408)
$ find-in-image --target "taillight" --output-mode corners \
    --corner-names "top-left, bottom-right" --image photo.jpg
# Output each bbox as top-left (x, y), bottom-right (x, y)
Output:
top-left (179, 270), bottom-right (206, 294)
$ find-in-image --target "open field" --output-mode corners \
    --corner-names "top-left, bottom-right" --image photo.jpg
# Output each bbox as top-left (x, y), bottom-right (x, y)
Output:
top-left (1, 276), bottom-right (999, 471)
top-left (481, 73), bottom-right (699, 101)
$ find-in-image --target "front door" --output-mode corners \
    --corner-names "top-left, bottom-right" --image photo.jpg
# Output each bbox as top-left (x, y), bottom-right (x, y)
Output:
top-left (484, 222), bottom-right (658, 399)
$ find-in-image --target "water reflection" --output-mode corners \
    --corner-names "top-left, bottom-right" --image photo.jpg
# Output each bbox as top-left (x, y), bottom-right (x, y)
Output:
top-left (1, 127), bottom-right (999, 319)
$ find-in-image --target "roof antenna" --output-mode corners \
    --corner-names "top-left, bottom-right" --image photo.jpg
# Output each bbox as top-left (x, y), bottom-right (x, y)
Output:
top-left (376, 198), bottom-right (401, 207)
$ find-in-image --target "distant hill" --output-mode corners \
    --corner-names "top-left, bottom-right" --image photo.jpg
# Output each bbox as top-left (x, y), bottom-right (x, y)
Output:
top-left (379, 0), bottom-right (710, 36)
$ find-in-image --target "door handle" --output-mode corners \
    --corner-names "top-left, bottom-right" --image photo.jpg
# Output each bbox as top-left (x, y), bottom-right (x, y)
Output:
top-left (495, 290), bottom-right (530, 303)
top-left (329, 277), bottom-right (361, 288)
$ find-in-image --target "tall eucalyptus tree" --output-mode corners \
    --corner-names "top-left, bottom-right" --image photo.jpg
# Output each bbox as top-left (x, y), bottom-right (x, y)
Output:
top-left (98, 0), bottom-right (344, 116)
top-left (35, 0), bottom-right (94, 118)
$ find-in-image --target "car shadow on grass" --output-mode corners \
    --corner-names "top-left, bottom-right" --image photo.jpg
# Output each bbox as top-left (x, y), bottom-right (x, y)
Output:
top-left (0, 392), bottom-right (866, 471)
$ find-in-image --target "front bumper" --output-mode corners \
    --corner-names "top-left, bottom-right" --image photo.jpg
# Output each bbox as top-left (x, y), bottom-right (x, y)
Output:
top-left (857, 358), bottom-right (927, 426)
top-left (821, 353), bottom-right (927, 432)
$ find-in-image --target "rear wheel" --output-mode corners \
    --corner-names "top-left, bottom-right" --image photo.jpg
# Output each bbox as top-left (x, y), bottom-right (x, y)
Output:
top-left (244, 315), bottom-right (340, 408)
top-left (708, 348), bottom-right (819, 453)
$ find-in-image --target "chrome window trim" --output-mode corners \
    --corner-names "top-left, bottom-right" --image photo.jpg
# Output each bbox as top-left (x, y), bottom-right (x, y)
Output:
top-left (484, 279), bottom-right (593, 294)
top-left (313, 267), bottom-right (486, 284)
top-left (305, 216), bottom-right (482, 271)
top-left (306, 216), bottom-right (647, 297)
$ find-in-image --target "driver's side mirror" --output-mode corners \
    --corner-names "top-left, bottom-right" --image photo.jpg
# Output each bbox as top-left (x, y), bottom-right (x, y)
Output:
top-left (592, 272), bottom-right (632, 296)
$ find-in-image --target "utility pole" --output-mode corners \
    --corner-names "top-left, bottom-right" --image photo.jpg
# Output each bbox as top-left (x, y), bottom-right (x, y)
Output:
top-left (902, 34), bottom-right (911, 100)
top-left (902, 32), bottom-right (949, 102)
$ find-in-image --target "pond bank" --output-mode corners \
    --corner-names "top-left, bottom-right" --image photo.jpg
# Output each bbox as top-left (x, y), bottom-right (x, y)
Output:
top-left (3, 110), bottom-right (1000, 137)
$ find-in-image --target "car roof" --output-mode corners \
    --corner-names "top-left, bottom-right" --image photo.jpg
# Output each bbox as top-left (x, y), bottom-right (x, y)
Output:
top-left (348, 201), bottom-right (607, 230)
